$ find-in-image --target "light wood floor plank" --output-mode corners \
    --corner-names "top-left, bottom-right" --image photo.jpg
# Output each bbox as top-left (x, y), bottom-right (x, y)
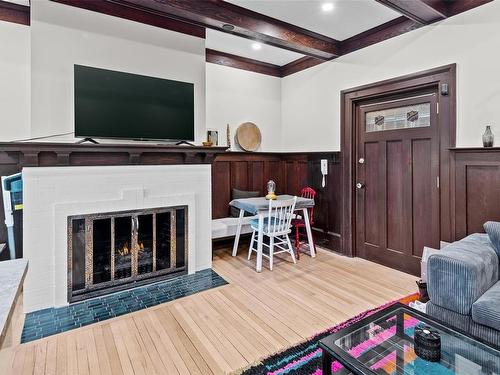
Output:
top-left (156, 307), bottom-right (213, 375)
top-left (133, 313), bottom-right (178, 375)
top-left (101, 325), bottom-right (124, 375)
top-left (55, 335), bottom-right (67, 375)
top-left (169, 302), bottom-right (231, 374)
top-left (22, 343), bottom-right (35, 375)
top-left (212, 290), bottom-right (286, 350)
top-left (82, 329), bottom-right (100, 375)
top-left (44, 338), bottom-right (57, 375)
top-left (75, 331), bottom-right (90, 375)
top-left (141, 310), bottom-right (184, 375)
top-left (1, 247), bottom-right (417, 374)
top-left (0, 347), bottom-right (15, 375)
top-left (91, 326), bottom-right (113, 375)
top-left (108, 320), bottom-right (134, 375)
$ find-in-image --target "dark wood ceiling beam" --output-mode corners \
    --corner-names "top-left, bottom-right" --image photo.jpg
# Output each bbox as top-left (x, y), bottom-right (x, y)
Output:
top-left (0, 0), bottom-right (30, 26)
top-left (51, 0), bottom-right (205, 38)
top-left (375, 0), bottom-right (492, 24)
top-left (374, 0), bottom-right (446, 24)
top-left (280, 57), bottom-right (324, 78)
top-left (339, 16), bottom-right (421, 55)
top-left (206, 51), bottom-right (326, 79)
top-left (109, 0), bottom-right (339, 60)
top-left (419, 0), bottom-right (449, 16)
top-left (206, 49), bottom-right (282, 77)
top-left (446, 0), bottom-right (493, 16)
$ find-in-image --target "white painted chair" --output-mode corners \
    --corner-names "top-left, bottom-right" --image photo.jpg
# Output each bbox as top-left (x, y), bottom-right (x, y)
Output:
top-left (248, 196), bottom-right (297, 271)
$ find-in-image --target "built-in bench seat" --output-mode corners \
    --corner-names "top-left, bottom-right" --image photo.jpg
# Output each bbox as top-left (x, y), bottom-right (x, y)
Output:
top-left (212, 216), bottom-right (258, 239)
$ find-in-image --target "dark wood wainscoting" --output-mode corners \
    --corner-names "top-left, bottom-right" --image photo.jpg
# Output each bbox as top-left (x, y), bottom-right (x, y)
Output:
top-left (212, 152), bottom-right (341, 252)
top-left (305, 154), bottom-right (341, 251)
top-left (451, 148), bottom-right (500, 240)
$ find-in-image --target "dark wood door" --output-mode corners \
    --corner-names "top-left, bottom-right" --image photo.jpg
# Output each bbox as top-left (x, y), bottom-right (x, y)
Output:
top-left (355, 92), bottom-right (440, 275)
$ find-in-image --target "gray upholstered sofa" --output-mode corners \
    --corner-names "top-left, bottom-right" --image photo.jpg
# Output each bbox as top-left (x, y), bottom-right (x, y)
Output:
top-left (427, 229), bottom-right (500, 347)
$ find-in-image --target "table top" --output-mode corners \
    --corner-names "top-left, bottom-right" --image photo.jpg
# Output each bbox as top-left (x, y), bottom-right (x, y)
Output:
top-left (319, 303), bottom-right (500, 375)
top-left (229, 195), bottom-right (314, 215)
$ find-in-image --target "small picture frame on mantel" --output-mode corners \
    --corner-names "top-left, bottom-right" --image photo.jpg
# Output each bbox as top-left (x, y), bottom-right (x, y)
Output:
top-left (207, 129), bottom-right (219, 146)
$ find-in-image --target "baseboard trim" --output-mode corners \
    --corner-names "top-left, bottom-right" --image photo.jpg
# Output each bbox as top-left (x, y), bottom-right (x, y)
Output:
top-left (312, 228), bottom-right (341, 253)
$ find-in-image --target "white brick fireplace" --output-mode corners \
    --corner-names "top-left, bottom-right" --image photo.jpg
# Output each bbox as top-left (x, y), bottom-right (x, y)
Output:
top-left (22, 165), bottom-right (212, 313)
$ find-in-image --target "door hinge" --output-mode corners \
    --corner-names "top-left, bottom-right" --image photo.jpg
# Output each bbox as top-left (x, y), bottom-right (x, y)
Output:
top-left (436, 102), bottom-right (439, 114)
top-left (437, 176), bottom-right (440, 189)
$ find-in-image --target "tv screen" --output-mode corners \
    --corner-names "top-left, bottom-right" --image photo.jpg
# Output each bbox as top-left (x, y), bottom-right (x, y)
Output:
top-left (74, 65), bottom-right (194, 141)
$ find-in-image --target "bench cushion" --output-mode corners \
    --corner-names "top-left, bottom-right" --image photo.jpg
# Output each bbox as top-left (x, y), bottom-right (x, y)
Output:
top-left (472, 280), bottom-right (500, 331)
top-left (230, 189), bottom-right (260, 217)
top-left (212, 216), bottom-right (257, 239)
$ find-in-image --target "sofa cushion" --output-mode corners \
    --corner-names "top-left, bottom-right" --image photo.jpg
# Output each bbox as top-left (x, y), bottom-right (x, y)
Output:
top-left (230, 189), bottom-right (260, 217)
top-left (427, 233), bottom-right (498, 315)
top-left (427, 302), bottom-right (471, 333)
top-left (472, 280), bottom-right (500, 331)
top-left (484, 221), bottom-right (500, 259)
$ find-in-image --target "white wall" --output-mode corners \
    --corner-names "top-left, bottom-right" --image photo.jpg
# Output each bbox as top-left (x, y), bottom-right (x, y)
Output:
top-left (281, 1), bottom-right (500, 151)
top-left (206, 63), bottom-right (282, 151)
top-left (0, 21), bottom-right (30, 142)
top-left (2, 1), bottom-right (500, 151)
top-left (30, 1), bottom-right (206, 143)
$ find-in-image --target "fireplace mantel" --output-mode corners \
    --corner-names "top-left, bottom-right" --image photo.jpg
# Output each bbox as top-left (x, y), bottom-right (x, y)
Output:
top-left (0, 142), bottom-right (227, 249)
top-left (0, 142), bottom-right (228, 168)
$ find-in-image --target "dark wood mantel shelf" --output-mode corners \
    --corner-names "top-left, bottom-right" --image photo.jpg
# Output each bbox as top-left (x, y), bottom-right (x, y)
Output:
top-left (450, 147), bottom-right (500, 152)
top-left (0, 142), bottom-right (229, 168)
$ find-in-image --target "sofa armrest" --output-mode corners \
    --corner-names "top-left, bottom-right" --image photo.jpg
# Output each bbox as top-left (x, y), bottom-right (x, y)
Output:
top-left (427, 234), bottom-right (498, 315)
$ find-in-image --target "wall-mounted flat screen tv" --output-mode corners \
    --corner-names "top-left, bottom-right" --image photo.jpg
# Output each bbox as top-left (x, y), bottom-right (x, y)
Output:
top-left (74, 65), bottom-right (194, 141)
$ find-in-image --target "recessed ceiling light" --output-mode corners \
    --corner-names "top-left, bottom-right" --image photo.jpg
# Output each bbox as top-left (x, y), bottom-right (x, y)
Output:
top-left (252, 42), bottom-right (262, 51)
top-left (222, 24), bottom-right (235, 31)
top-left (321, 2), bottom-right (334, 12)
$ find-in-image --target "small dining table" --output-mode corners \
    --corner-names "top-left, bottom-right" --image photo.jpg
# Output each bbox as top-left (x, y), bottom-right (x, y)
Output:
top-left (229, 195), bottom-right (316, 272)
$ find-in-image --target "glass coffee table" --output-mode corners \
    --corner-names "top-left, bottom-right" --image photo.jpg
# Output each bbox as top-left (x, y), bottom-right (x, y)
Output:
top-left (319, 303), bottom-right (500, 375)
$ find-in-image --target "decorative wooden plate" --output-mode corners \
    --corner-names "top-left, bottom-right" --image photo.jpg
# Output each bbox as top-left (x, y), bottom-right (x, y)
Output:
top-left (236, 122), bottom-right (261, 151)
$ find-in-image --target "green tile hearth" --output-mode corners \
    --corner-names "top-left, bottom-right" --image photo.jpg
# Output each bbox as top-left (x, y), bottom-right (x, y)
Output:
top-left (21, 269), bottom-right (227, 343)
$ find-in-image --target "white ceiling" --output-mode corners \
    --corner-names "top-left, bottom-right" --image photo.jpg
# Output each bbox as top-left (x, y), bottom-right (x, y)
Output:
top-left (206, 29), bottom-right (305, 66)
top-left (226, 0), bottom-right (401, 41)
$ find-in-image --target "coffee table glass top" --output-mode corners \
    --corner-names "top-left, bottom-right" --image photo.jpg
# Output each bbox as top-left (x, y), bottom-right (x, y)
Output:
top-left (321, 303), bottom-right (500, 375)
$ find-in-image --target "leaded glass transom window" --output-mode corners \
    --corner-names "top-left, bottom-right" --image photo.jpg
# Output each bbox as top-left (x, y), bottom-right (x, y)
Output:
top-left (365, 103), bottom-right (431, 132)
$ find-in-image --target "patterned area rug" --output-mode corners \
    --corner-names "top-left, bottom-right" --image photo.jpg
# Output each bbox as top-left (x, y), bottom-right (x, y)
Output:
top-left (241, 294), bottom-right (419, 375)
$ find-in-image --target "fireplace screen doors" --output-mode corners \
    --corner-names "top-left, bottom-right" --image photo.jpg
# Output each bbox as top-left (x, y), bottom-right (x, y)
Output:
top-left (68, 206), bottom-right (187, 302)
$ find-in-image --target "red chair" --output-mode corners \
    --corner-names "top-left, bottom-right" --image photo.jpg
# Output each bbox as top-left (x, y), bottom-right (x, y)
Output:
top-left (292, 187), bottom-right (316, 259)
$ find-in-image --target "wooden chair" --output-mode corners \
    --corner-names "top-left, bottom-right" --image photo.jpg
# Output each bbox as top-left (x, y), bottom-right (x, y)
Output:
top-left (248, 196), bottom-right (297, 271)
top-left (292, 187), bottom-right (316, 259)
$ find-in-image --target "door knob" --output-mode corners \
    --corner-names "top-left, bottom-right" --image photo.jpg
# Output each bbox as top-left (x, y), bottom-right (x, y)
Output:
top-left (358, 158), bottom-right (365, 164)
top-left (356, 182), bottom-right (365, 189)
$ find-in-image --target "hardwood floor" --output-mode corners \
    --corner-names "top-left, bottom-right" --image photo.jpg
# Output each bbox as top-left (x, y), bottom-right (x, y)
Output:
top-left (0, 247), bottom-right (417, 375)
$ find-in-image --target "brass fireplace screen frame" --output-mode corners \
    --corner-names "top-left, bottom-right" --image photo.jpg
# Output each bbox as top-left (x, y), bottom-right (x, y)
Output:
top-left (67, 205), bottom-right (188, 303)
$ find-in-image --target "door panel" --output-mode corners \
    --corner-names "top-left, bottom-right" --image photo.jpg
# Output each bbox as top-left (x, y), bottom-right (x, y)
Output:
top-left (412, 138), bottom-right (435, 258)
top-left (386, 140), bottom-right (405, 252)
top-left (355, 92), bottom-right (440, 275)
top-left (364, 142), bottom-right (380, 246)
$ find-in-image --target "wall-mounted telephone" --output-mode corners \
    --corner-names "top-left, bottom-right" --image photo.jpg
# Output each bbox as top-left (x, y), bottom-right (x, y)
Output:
top-left (321, 159), bottom-right (328, 188)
